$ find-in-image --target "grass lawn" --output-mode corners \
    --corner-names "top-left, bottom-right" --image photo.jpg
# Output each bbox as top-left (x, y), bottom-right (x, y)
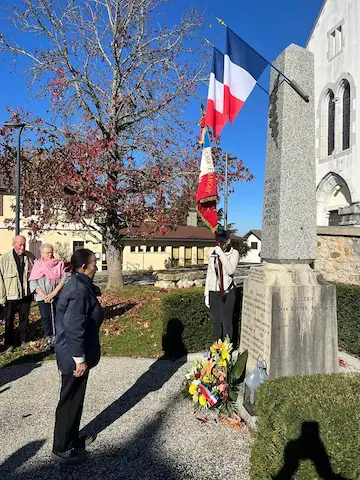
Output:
top-left (0, 286), bottom-right (167, 368)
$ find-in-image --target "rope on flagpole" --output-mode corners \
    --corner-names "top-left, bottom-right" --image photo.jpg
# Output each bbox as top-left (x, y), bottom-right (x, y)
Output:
top-left (215, 17), bottom-right (310, 103)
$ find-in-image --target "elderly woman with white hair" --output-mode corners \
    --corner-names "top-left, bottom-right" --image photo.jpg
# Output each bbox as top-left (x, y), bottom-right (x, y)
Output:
top-left (29, 243), bottom-right (66, 347)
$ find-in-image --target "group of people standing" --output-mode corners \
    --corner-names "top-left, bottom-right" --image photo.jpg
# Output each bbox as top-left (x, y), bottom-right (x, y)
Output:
top-left (0, 232), bottom-right (239, 465)
top-left (0, 236), bottom-right (65, 353)
top-left (0, 236), bottom-right (104, 464)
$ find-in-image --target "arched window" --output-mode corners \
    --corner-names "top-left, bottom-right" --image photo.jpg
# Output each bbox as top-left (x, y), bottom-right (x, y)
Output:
top-left (327, 90), bottom-right (335, 155)
top-left (342, 80), bottom-right (350, 150)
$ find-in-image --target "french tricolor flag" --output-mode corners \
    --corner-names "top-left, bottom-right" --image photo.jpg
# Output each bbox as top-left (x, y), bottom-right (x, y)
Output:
top-left (202, 28), bottom-right (268, 138)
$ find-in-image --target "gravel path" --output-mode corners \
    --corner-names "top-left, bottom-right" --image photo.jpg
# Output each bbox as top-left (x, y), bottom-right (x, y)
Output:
top-left (0, 357), bottom-right (251, 480)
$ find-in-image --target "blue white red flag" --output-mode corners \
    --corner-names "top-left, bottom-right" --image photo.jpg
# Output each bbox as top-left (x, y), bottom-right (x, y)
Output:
top-left (196, 128), bottom-right (218, 232)
top-left (202, 28), bottom-right (268, 137)
top-left (201, 47), bottom-right (227, 138)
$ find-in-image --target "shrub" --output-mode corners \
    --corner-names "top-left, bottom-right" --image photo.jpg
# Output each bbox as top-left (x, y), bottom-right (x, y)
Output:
top-left (162, 289), bottom-right (213, 355)
top-left (336, 283), bottom-right (360, 356)
top-left (161, 287), bottom-right (243, 356)
top-left (250, 373), bottom-right (360, 480)
top-left (54, 241), bottom-right (71, 262)
top-left (232, 238), bottom-right (251, 260)
top-left (164, 257), bottom-right (179, 269)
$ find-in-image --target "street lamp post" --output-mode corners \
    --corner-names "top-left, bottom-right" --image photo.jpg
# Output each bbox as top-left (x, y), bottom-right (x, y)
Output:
top-left (3, 121), bottom-right (26, 235)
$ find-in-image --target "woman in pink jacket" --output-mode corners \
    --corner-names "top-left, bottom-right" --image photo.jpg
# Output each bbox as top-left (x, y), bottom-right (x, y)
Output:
top-left (29, 243), bottom-right (66, 347)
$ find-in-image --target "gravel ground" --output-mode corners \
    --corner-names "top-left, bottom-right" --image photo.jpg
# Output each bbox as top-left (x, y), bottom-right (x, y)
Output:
top-left (0, 357), bottom-right (251, 480)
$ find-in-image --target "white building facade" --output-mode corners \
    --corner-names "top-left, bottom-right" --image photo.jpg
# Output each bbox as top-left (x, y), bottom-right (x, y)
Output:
top-left (307, 0), bottom-right (360, 226)
top-left (241, 230), bottom-right (261, 264)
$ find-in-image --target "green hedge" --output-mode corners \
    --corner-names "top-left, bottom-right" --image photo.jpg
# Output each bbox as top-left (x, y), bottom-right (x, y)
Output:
top-left (161, 289), bottom-right (213, 356)
top-left (161, 287), bottom-right (243, 356)
top-left (251, 373), bottom-right (360, 480)
top-left (336, 283), bottom-right (360, 356)
top-left (161, 283), bottom-right (360, 357)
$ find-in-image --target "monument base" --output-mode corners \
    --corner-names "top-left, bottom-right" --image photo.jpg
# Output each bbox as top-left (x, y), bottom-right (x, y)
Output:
top-left (240, 264), bottom-right (338, 378)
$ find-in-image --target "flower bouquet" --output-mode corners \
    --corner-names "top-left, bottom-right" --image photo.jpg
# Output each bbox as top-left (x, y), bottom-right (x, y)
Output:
top-left (184, 336), bottom-right (248, 416)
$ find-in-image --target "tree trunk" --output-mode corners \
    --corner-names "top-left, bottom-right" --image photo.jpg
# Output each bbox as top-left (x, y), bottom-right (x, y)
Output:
top-left (103, 236), bottom-right (124, 290)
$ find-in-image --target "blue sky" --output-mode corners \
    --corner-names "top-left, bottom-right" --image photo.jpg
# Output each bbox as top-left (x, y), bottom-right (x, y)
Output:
top-left (189, 0), bottom-right (323, 235)
top-left (0, 0), bottom-right (323, 235)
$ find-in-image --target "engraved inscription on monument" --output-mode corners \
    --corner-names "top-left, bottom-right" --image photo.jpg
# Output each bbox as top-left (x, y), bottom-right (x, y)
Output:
top-left (263, 177), bottom-right (279, 228)
top-left (240, 269), bottom-right (272, 371)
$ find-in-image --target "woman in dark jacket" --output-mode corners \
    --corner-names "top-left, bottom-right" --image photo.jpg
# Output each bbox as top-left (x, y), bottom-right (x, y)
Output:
top-left (52, 248), bottom-right (104, 465)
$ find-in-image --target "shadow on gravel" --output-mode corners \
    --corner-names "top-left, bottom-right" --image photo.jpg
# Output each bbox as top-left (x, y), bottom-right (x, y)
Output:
top-left (80, 319), bottom-right (187, 438)
top-left (81, 357), bottom-right (186, 438)
top-left (81, 321), bottom-right (186, 435)
top-left (1, 439), bottom-right (46, 476)
top-left (0, 355), bottom-right (48, 390)
top-left (2, 399), bottom-right (182, 480)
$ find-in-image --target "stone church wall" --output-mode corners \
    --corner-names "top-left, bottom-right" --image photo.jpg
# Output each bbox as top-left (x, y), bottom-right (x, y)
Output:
top-left (315, 228), bottom-right (360, 285)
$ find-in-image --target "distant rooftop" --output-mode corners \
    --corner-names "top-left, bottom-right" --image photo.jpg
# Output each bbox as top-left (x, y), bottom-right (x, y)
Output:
top-left (120, 224), bottom-right (242, 241)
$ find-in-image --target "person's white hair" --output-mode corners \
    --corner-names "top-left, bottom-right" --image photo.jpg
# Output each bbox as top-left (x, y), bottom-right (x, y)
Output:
top-left (39, 243), bottom-right (54, 253)
top-left (12, 235), bottom-right (26, 244)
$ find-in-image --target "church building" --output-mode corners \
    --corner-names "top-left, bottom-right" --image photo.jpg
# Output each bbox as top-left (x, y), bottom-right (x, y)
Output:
top-left (307, 0), bottom-right (360, 226)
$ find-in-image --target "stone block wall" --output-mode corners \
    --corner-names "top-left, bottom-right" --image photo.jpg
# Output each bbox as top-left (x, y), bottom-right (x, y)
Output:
top-left (316, 233), bottom-right (360, 285)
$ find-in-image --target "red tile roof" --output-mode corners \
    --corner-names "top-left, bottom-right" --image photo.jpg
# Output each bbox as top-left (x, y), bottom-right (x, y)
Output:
top-left (120, 224), bottom-right (241, 241)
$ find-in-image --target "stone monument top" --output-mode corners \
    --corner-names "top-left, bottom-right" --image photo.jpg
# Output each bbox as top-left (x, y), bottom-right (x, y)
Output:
top-left (261, 44), bottom-right (317, 264)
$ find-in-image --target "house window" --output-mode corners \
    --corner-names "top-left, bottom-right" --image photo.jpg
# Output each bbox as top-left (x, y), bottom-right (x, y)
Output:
top-left (130, 246), bottom-right (136, 253)
top-left (138, 246), bottom-right (144, 252)
top-left (251, 242), bottom-right (258, 250)
top-left (0, 195), bottom-right (3, 217)
top-left (172, 247), bottom-right (179, 260)
top-left (327, 90), bottom-right (335, 155)
top-left (185, 247), bottom-right (192, 266)
top-left (328, 25), bottom-right (343, 59)
top-left (342, 80), bottom-right (350, 150)
top-left (73, 240), bottom-right (84, 252)
top-left (146, 246), bottom-right (151, 252)
top-left (197, 247), bottom-right (204, 265)
top-left (161, 246), bottom-right (166, 253)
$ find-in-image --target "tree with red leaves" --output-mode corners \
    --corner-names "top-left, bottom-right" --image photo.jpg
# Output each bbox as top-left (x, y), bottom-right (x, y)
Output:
top-left (0, 1), bottom-right (253, 288)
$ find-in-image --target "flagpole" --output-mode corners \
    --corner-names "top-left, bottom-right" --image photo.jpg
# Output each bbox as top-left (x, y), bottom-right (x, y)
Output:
top-left (215, 18), bottom-right (310, 103)
top-left (224, 152), bottom-right (228, 231)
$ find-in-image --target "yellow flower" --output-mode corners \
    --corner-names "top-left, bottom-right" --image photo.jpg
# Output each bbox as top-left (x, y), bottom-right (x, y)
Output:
top-left (218, 359), bottom-right (227, 367)
top-left (199, 395), bottom-right (207, 406)
top-left (221, 351), bottom-right (230, 362)
top-left (189, 383), bottom-right (197, 395)
top-left (203, 375), bottom-right (210, 383)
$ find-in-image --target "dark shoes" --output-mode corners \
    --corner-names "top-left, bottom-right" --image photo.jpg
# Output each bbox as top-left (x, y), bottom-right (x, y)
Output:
top-left (51, 436), bottom-right (96, 464)
top-left (51, 448), bottom-right (88, 465)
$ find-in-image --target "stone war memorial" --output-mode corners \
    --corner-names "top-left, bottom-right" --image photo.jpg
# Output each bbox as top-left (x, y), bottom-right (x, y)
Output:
top-left (240, 44), bottom-right (339, 379)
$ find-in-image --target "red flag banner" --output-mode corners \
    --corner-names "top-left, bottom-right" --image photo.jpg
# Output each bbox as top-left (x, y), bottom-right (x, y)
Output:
top-left (196, 128), bottom-right (218, 232)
